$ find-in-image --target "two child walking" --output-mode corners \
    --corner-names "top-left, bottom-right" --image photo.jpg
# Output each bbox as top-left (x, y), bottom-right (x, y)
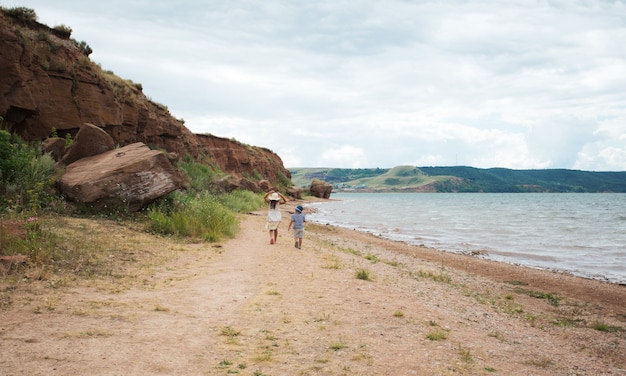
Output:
top-left (264, 190), bottom-right (305, 248)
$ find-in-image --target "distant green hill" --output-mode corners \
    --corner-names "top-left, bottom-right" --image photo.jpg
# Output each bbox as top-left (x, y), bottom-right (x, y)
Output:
top-left (290, 166), bottom-right (626, 193)
top-left (290, 167), bottom-right (388, 187)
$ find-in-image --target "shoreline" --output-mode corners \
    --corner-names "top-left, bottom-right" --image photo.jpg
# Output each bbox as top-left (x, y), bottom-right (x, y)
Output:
top-left (311, 220), bottom-right (625, 285)
top-left (303, 194), bottom-right (626, 286)
top-left (294, 198), bottom-right (626, 315)
top-left (317, 223), bottom-right (626, 313)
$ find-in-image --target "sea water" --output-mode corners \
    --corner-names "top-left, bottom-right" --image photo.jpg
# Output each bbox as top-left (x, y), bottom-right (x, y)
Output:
top-left (306, 193), bottom-right (626, 284)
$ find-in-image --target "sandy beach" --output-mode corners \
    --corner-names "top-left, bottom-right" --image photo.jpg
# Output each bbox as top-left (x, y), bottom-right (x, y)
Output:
top-left (1, 199), bottom-right (625, 375)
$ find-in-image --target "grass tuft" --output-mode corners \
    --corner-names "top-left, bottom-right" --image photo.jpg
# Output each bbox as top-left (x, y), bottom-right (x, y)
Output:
top-left (355, 268), bottom-right (372, 281)
top-left (218, 359), bottom-right (232, 369)
top-left (329, 341), bottom-right (348, 351)
top-left (459, 345), bottom-right (473, 363)
top-left (591, 320), bottom-right (623, 333)
top-left (426, 327), bottom-right (449, 341)
top-left (220, 326), bottom-right (241, 338)
top-left (552, 317), bottom-right (580, 328)
top-left (514, 288), bottom-right (563, 307)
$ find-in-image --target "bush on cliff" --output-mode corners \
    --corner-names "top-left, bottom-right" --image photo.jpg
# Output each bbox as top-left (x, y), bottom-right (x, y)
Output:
top-left (1, 6), bottom-right (38, 23)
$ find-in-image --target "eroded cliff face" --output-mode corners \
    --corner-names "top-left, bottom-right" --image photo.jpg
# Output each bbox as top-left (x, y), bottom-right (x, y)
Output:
top-left (197, 134), bottom-right (289, 184)
top-left (0, 12), bottom-right (290, 185)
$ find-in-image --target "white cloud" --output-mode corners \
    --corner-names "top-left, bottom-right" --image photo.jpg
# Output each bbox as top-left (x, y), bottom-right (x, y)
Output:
top-left (575, 144), bottom-right (626, 172)
top-left (9, 0), bottom-right (626, 171)
top-left (574, 115), bottom-right (626, 171)
top-left (320, 145), bottom-right (367, 168)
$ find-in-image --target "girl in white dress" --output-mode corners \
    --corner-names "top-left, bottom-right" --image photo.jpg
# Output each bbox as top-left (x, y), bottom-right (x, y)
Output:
top-left (264, 190), bottom-right (287, 244)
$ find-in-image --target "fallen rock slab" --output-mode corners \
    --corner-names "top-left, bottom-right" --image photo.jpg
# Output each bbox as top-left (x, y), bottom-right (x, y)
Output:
top-left (59, 142), bottom-right (183, 211)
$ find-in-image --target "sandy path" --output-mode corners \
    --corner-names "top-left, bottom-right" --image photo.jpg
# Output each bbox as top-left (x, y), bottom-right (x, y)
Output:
top-left (1, 204), bottom-right (625, 375)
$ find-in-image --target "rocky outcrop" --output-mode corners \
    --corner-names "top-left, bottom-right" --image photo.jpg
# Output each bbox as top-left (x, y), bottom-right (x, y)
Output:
top-left (196, 134), bottom-right (289, 184)
top-left (59, 142), bottom-right (183, 211)
top-left (309, 179), bottom-right (333, 199)
top-left (0, 11), bottom-right (290, 187)
top-left (258, 180), bottom-right (272, 192)
top-left (208, 175), bottom-right (261, 194)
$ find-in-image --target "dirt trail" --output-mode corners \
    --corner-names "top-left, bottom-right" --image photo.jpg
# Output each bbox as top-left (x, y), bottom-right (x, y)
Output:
top-left (1, 204), bottom-right (625, 375)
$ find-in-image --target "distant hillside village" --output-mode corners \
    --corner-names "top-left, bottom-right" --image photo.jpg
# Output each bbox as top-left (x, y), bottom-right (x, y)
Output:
top-left (333, 183), bottom-right (367, 191)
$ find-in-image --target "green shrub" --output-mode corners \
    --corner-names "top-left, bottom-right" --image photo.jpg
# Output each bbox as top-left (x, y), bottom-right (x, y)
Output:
top-left (76, 40), bottom-right (92, 56)
top-left (0, 131), bottom-right (56, 214)
top-left (53, 24), bottom-right (72, 38)
top-left (217, 190), bottom-right (265, 213)
top-left (148, 188), bottom-right (266, 241)
top-left (146, 191), bottom-right (238, 241)
top-left (0, 216), bottom-right (59, 271)
top-left (0, 130), bottom-right (17, 177)
top-left (355, 268), bottom-right (371, 281)
top-left (64, 132), bottom-right (73, 147)
top-left (177, 157), bottom-right (216, 193)
top-left (276, 171), bottom-right (291, 190)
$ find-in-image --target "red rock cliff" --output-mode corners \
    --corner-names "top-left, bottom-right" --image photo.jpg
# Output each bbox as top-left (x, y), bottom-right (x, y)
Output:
top-left (0, 10), bottom-right (290, 185)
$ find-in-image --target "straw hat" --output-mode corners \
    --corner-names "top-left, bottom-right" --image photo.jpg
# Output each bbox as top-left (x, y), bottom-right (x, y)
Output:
top-left (269, 192), bottom-right (280, 201)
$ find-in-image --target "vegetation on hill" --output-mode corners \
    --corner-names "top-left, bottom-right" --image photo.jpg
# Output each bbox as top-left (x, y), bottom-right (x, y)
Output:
top-left (290, 167), bottom-right (388, 187)
top-left (0, 5), bottom-right (93, 56)
top-left (422, 166), bottom-right (626, 193)
top-left (290, 166), bottom-right (626, 193)
top-left (339, 166), bottom-right (448, 190)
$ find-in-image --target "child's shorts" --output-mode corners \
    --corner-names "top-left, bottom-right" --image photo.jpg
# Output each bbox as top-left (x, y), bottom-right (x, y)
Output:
top-left (293, 228), bottom-right (304, 238)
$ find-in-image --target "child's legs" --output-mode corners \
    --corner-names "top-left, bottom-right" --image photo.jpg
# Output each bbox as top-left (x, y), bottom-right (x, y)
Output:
top-left (268, 222), bottom-right (279, 240)
top-left (294, 228), bottom-right (304, 245)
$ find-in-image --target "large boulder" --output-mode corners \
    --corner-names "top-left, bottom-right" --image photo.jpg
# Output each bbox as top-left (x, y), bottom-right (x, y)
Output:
top-left (309, 179), bottom-right (333, 199)
top-left (62, 123), bottom-right (115, 165)
top-left (59, 142), bottom-right (183, 211)
top-left (286, 186), bottom-right (304, 199)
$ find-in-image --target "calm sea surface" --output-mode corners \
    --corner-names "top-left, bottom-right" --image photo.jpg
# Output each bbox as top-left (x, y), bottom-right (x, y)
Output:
top-left (306, 193), bottom-right (626, 284)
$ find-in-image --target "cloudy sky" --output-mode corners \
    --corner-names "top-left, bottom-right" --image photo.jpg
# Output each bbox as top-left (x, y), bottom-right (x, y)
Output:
top-left (5, 0), bottom-right (626, 170)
